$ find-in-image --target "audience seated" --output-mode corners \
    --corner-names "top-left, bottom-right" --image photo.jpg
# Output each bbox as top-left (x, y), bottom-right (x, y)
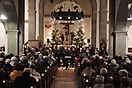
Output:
top-left (104, 84), bottom-right (115, 88)
top-left (1, 44), bottom-right (132, 88)
top-left (14, 68), bottom-right (37, 88)
top-left (81, 62), bottom-right (93, 78)
top-left (93, 75), bottom-right (104, 88)
top-left (0, 69), bottom-right (8, 88)
top-left (3, 59), bottom-right (13, 80)
top-left (9, 63), bottom-right (23, 82)
top-left (120, 77), bottom-right (131, 88)
top-left (10, 57), bottom-right (17, 67)
top-left (100, 68), bottom-right (113, 84)
top-left (108, 59), bottom-right (119, 75)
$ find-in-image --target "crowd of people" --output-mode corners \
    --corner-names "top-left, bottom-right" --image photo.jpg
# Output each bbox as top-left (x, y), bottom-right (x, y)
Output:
top-left (0, 44), bottom-right (132, 88)
top-left (76, 46), bottom-right (132, 88)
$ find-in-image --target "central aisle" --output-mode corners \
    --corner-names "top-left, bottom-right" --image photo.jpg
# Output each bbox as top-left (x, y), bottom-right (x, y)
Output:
top-left (50, 68), bottom-right (78, 88)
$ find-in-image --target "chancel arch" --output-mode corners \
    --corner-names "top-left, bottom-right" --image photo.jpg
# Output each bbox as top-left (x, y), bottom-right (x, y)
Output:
top-left (42, 0), bottom-right (92, 45)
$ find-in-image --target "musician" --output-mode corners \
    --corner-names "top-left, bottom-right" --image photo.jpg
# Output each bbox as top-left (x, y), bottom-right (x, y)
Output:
top-left (60, 32), bottom-right (64, 44)
top-left (78, 48), bottom-right (84, 64)
top-left (56, 47), bottom-right (61, 67)
top-left (64, 47), bottom-right (71, 69)
top-left (71, 47), bottom-right (76, 67)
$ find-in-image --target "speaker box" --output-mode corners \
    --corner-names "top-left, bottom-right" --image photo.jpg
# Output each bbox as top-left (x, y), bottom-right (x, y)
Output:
top-left (87, 39), bottom-right (90, 43)
top-left (47, 39), bottom-right (50, 43)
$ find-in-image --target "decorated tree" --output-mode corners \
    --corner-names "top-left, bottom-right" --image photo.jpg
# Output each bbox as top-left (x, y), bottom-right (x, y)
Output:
top-left (50, 28), bottom-right (62, 46)
top-left (73, 24), bottom-right (86, 46)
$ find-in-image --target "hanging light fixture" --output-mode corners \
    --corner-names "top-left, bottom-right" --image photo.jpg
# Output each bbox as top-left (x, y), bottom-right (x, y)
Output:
top-left (0, 0), bottom-right (7, 20)
top-left (0, 14), bottom-right (7, 20)
top-left (51, 0), bottom-right (84, 21)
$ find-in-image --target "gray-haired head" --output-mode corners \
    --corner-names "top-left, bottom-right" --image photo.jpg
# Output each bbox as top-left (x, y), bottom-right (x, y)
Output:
top-left (100, 68), bottom-right (108, 75)
top-left (118, 69), bottom-right (128, 78)
top-left (95, 75), bottom-right (104, 84)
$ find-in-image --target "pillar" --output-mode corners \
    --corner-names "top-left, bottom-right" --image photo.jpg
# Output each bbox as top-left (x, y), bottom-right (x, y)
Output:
top-left (6, 30), bottom-right (18, 55)
top-left (109, 0), bottom-right (116, 57)
top-left (96, 0), bottom-right (100, 49)
top-left (91, 2), bottom-right (97, 48)
top-left (99, 0), bottom-right (107, 49)
top-left (28, 0), bottom-right (36, 40)
top-left (39, 2), bottom-right (44, 42)
top-left (115, 31), bottom-right (127, 56)
top-left (18, 0), bottom-right (25, 55)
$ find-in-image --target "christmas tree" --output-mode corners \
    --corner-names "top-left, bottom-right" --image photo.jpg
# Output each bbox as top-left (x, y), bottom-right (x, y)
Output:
top-left (50, 28), bottom-right (62, 46)
top-left (73, 24), bottom-right (86, 46)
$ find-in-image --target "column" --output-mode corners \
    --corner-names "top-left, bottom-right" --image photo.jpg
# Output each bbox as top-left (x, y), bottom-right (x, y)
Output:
top-left (28, 0), bottom-right (36, 40)
top-left (115, 31), bottom-right (127, 56)
top-left (39, 2), bottom-right (44, 42)
top-left (18, 0), bottom-right (25, 55)
top-left (91, 3), bottom-right (97, 47)
top-left (96, 0), bottom-right (100, 49)
top-left (99, 0), bottom-right (107, 49)
top-left (6, 30), bottom-right (18, 55)
top-left (109, 0), bottom-right (116, 56)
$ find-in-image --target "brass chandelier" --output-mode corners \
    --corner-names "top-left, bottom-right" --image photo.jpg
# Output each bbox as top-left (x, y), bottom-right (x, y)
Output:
top-left (51, 0), bottom-right (84, 21)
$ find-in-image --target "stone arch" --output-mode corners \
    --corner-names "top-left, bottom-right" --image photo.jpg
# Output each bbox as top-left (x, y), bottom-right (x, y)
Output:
top-left (39, 0), bottom-right (95, 44)
top-left (89, 0), bottom-right (97, 47)
top-left (1, 0), bottom-right (18, 30)
top-left (114, 0), bottom-right (132, 56)
top-left (116, 0), bottom-right (132, 31)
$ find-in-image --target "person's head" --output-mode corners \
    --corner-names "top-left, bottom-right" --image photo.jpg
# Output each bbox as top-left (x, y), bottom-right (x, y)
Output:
top-left (68, 47), bottom-right (71, 51)
top-left (23, 68), bottom-right (31, 74)
top-left (11, 57), bottom-right (17, 61)
top-left (100, 68), bottom-right (108, 76)
top-left (118, 69), bottom-right (128, 78)
top-left (120, 77), bottom-right (131, 87)
top-left (104, 84), bottom-right (115, 88)
top-left (5, 59), bottom-right (11, 64)
top-left (111, 59), bottom-right (117, 65)
top-left (72, 47), bottom-right (75, 51)
top-left (64, 47), bottom-right (67, 50)
top-left (20, 55), bottom-right (27, 61)
top-left (13, 63), bottom-right (22, 71)
top-left (101, 47), bottom-right (105, 50)
top-left (90, 70), bottom-right (97, 77)
top-left (95, 48), bottom-right (98, 52)
top-left (39, 53), bottom-right (43, 59)
top-left (95, 75), bottom-right (104, 84)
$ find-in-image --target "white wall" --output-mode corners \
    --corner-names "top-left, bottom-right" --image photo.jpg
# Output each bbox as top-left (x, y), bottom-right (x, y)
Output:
top-left (128, 25), bottom-right (132, 47)
top-left (43, 17), bottom-right (91, 45)
top-left (0, 21), bottom-right (6, 46)
top-left (24, 0), bottom-right (28, 43)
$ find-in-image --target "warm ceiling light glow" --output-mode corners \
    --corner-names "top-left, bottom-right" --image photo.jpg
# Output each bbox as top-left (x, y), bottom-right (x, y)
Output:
top-left (0, 14), bottom-right (7, 20)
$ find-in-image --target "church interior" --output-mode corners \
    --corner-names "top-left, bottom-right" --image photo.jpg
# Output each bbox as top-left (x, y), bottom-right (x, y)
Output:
top-left (0, 0), bottom-right (132, 88)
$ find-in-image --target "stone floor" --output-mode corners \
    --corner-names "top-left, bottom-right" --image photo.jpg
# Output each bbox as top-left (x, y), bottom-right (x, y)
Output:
top-left (50, 68), bottom-right (78, 88)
